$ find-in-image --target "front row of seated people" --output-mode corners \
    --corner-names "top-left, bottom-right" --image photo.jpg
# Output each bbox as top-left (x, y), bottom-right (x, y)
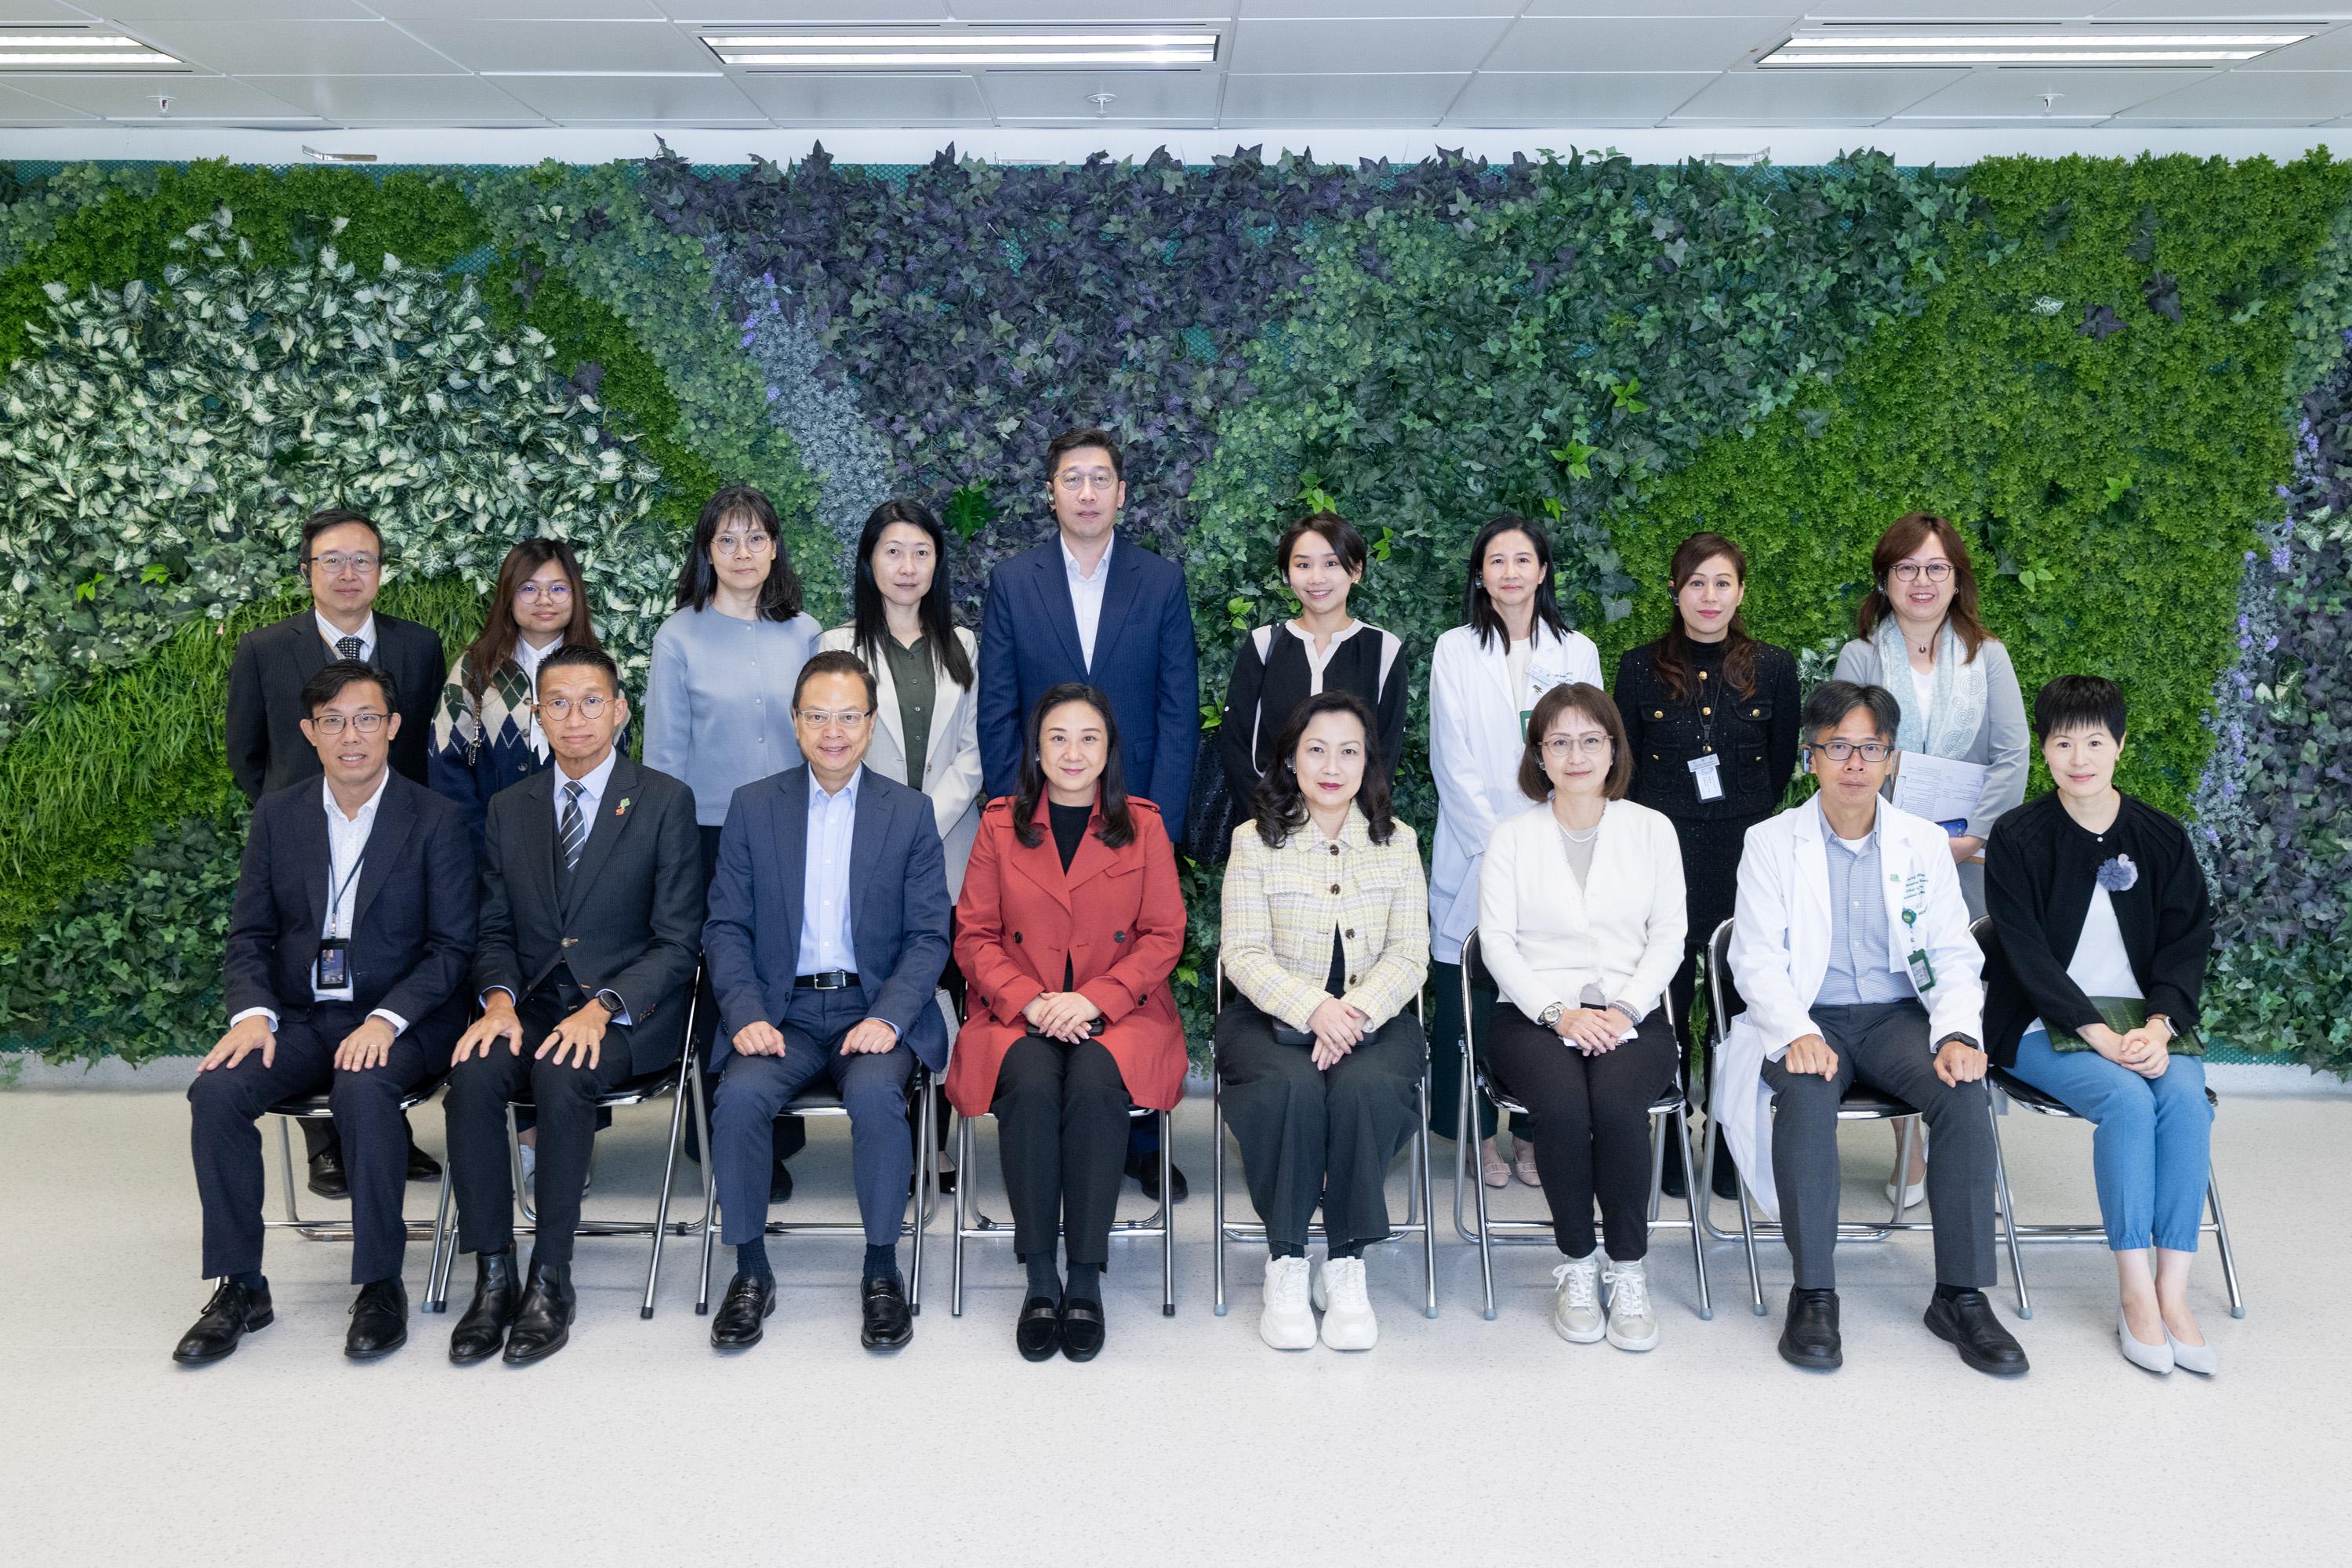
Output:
top-left (176, 658), bottom-right (2216, 1378)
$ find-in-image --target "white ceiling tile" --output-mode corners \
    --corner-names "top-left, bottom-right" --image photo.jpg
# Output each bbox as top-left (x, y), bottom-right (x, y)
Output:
top-left (1447, 70), bottom-right (1715, 125)
top-left (2, 71), bottom-right (317, 118)
top-left (239, 72), bottom-right (546, 122)
top-left (103, 2), bottom-right (371, 16)
top-left (981, 67), bottom-right (1218, 118)
top-left (2114, 67), bottom-right (2352, 118)
top-left (1239, 2), bottom-right (1511, 16)
top-left (371, 2), bottom-right (666, 17)
top-left (1809, 2), bottom-right (2100, 16)
top-left (0, 75), bottom-right (87, 116)
top-left (1668, 67), bottom-right (1963, 119)
top-left (1229, 16), bottom-right (1509, 73)
top-left (1523, 2), bottom-right (1799, 14)
top-left (1494, 16), bottom-right (1795, 72)
top-left (110, 19), bottom-right (465, 73)
top-left (2238, 24), bottom-right (2352, 69)
top-left (2097, 2), bottom-right (2352, 17)
top-left (949, 1), bottom-right (1221, 16)
top-left (0, 0), bottom-right (113, 19)
top-left (486, 67), bottom-right (761, 118)
top-left (655, 2), bottom-right (953, 18)
top-left (1891, 67), bottom-right (2216, 118)
top-left (1218, 71), bottom-right (1468, 122)
top-left (397, 18), bottom-right (716, 72)
top-left (729, 66), bottom-right (986, 121)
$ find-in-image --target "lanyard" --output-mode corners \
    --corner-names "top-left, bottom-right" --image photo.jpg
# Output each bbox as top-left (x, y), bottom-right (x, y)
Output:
top-left (325, 850), bottom-right (366, 935)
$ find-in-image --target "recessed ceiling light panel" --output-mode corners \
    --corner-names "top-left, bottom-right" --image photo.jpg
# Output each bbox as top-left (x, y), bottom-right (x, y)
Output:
top-left (1759, 24), bottom-right (2314, 69)
top-left (702, 29), bottom-right (1219, 71)
top-left (0, 27), bottom-right (184, 71)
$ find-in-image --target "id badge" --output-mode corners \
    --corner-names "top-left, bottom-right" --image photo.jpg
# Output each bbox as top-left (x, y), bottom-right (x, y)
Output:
top-left (1905, 947), bottom-right (1936, 993)
top-left (1688, 753), bottom-right (1724, 802)
top-left (316, 939), bottom-right (350, 990)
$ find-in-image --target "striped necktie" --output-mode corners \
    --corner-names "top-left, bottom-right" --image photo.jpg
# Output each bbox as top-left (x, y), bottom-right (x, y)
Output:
top-left (559, 780), bottom-right (587, 874)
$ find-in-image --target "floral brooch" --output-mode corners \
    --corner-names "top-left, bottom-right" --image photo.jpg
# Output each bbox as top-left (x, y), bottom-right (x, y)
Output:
top-left (2096, 854), bottom-right (2138, 893)
top-left (615, 796), bottom-right (633, 818)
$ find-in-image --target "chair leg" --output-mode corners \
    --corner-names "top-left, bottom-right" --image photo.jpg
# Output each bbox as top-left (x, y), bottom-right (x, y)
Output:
top-left (1211, 1073), bottom-right (1229, 1318)
top-left (1159, 1109), bottom-right (1175, 1316)
top-left (693, 1064), bottom-right (717, 1317)
top-left (425, 1162), bottom-right (456, 1313)
top-left (1677, 1104), bottom-right (1711, 1321)
top-left (950, 1111), bottom-right (972, 1318)
top-left (642, 1053), bottom-right (693, 1321)
top-left (1646, 1106), bottom-right (1668, 1225)
top-left (1985, 1093), bottom-right (2031, 1319)
top-left (1732, 1123), bottom-right (1766, 1316)
top-left (2206, 1166), bottom-right (2247, 1319)
top-left (909, 1073), bottom-right (931, 1316)
top-left (1889, 1116), bottom-right (1916, 1222)
top-left (277, 1116), bottom-right (303, 1227)
top-left (1417, 1073), bottom-right (1439, 1321)
top-left (1453, 1049), bottom-right (1475, 1244)
top-left (1465, 1040), bottom-right (1497, 1320)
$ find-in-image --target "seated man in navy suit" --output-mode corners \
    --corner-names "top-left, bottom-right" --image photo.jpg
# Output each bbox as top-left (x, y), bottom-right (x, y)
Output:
top-left (704, 650), bottom-right (953, 1353)
top-left (176, 660), bottom-right (477, 1365)
top-left (976, 426), bottom-right (1200, 1200)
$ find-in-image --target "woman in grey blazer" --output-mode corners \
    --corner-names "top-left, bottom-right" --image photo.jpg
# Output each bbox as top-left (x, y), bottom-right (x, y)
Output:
top-left (1835, 512), bottom-right (2027, 1205)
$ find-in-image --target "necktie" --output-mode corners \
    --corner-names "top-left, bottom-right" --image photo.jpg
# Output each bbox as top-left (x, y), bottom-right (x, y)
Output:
top-left (336, 636), bottom-right (364, 661)
top-left (559, 780), bottom-right (586, 874)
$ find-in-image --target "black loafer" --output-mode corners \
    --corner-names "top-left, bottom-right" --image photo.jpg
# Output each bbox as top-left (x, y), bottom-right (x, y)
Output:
top-left (405, 1134), bottom-right (441, 1182)
top-left (1777, 1287), bottom-right (1842, 1371)
top-left (346, 1278), bottom-right (409, 1360)
top-left (1130, 1152), bottom-right (1189, 1204)
top-left (503, 1263), bottom-right (576, 1366)
top-left (769, 1162), bottom-right (794, 1205)
top-left (1710, 1147), bottom-right (1743, 1202)
top-left (1016, 1294), bottom-right (1062, 1362)
top-left (173, 1279), bottom-right (273, 1366)
top-left (860, 1276), bottom-right (913, 1352)
top-left (307, 1148), bottom-right (350, 1200)
top-left (1658, 1150), bottom-right (1689, 1200)
top-left (1925, 1289), bottom-right (2030, 1376)
top-left (448, 1250), bottom-right (519, 1365)
top-left (710, 1273), bottom-right (775, 1350)
top-left (1059, 1299), bottom-right (1105, 1363)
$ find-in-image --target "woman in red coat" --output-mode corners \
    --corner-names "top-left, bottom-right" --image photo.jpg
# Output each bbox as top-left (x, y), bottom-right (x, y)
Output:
top-left (946, 682), bottom-right (1188, 1363)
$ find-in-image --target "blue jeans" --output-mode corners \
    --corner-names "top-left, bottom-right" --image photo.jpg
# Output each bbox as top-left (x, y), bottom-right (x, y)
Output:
top-left (2007, 1029), bottom-right (2212, 1252)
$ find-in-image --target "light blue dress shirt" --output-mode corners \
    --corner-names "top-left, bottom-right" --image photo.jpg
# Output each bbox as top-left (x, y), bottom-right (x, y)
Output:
top-left (1816, 802), bottom-right (1912, 1007)
top-left (797, 767), bottom-right (862, 976)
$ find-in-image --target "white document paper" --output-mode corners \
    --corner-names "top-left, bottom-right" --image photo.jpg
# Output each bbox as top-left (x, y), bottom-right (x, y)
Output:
top-left (1889, 751), bottom-right (1988, 829)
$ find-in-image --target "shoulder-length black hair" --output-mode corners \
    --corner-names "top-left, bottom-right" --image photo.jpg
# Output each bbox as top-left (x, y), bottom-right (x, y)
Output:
top-left (1011, 682), bottom-right (1135, 851)
top-left (849, 499), bottom-right (975, 691)
top-left (1463, 514), bottom-right (1570, 652)
top-left (1253, 690), bottom-right (1396, 849)
top-left (461, 537), bottom-right (600, 703)
top-left (1650, 530), bottom-right (1759, 704)
top-left (673, 485), bottom-right (804, 621)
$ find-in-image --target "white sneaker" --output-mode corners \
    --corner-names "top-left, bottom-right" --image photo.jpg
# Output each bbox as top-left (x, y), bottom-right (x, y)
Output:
top-left (1312, 1256), bottom-right (1378, 1351)
top-left (1551, 1254), bottom-right (1603, 1344)
top-left (1602, 1257), bottom-right (1661, 1352)
top-left (1259, 1256), bottom-right (1316, 1351)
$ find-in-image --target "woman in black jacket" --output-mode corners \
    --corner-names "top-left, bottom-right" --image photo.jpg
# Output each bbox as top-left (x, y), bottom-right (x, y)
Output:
top-left (1984, 675), bottom-right (2216, 1376)
top-left (1612, 532), bottom-right (1798, 1198)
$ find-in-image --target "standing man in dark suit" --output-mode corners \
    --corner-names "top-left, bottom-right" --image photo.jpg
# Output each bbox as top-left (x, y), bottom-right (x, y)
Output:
top-left (174, 662), bottom-right (477, 1365)
top-left (441, 646), bottom-right (702, 1367)
top-left (703, 651), bottom-right (952, 1354)
top-left (976, 426), bottom-right (1200, 1200)
top-left (226, 506), bottom-right (448, 1196)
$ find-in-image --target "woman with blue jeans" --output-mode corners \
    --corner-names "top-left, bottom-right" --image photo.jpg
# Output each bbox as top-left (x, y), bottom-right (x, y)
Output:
top-left (1984, 675), bottom-right (2216, 1376)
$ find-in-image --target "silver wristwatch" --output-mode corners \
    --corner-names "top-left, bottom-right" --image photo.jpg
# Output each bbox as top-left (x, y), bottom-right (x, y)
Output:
top-left (1537, 1001), bottom-right (1566, 1028)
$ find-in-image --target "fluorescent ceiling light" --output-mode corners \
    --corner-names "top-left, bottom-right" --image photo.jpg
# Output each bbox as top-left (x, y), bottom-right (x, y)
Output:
top-left (1760, 25), bottom-right (2314, 69)
top-left (0, 27), bottom-right (183, 71)
top-left (702, 29), bottom-right (1218, 70)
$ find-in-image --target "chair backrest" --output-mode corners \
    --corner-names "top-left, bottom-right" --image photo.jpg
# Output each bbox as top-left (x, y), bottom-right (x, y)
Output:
top-left (1704, 916), bottom-right (1740, 1048)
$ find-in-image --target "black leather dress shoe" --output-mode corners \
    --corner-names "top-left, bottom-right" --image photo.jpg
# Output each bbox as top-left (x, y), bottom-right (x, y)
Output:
top-left (307, 1148), bottom-right (350, 1200)
top-left (1926, 1289), bottom-right (2030, 1376)
top-left (1659, 1150), bottom-right (1689, 1200)
top-left (173, 1279), bottom-right (273, 1366)
top-left (769, 1161), bottom-right (794, 1205)
top-left (1059, 1298), bottom-right (1105, 1363)
top-left (710, 1273), bottom-right (775, 1349)
top-left (448, 1250), bottom-right (518, 1365)
top-left (405, 1135), bottom-right (441, 1182)
top-left (860, 1276), bottom-right (913, 1352)
top-left (1129, 1152), bottom-right (1189, 1204)
top-left (503, 1262), bottom-right (577, 1366)
top-left (1015, 1294), bottom-right (1062, 1362)
top-left (1711, 1147), bottom-right (1743, 1202)
top-left (1778, 1287), bottom-right (1842, 1370)
top-left (346, 1278), bottom-right (409, 1360)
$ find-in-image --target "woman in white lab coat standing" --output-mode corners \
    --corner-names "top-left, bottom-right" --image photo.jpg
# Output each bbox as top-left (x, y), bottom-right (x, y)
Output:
top-left (1427, 515), bottom-right (1603, 1188)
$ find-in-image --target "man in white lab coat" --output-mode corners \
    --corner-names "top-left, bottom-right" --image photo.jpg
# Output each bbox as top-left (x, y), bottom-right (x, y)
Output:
top-left (1715, 681), bottom-right (2027, 1377)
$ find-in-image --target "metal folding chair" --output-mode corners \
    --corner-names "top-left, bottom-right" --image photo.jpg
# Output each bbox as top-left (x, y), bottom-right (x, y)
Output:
top-left (1450, 928), bottom-right (1711, 1322)
top-left (1695, 916), bottom-right (2027, 1317)
top-left (1970, 916), bottom-right (2246, 1320)
top-left (1207, 954), bottom-right (1439, 1319)
top-left (262, 1073), bottom-right (450, 1243)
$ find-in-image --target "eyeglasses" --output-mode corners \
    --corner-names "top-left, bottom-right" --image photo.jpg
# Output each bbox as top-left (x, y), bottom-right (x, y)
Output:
top-left (516, 583), bottom-right (573, 603)
top-left (535, 695), bottom-right (611, 720)
top-left (713, 532), bottom-right (773, 557)
top-left (1813, 740), bottom-right (1892, 763)
top-left (308, 551), bottom-right (380, 577)
top-left (310, 712), bottom-right (388, 736)
top-left (1542, 734), bottom-right (1611, 758)
top-left (1889, 561), bottom-right (1954, 584)
top-left (1054, 471), bottom-right (1117, 492)
top-left (796, 709), bottom-right (871, 728)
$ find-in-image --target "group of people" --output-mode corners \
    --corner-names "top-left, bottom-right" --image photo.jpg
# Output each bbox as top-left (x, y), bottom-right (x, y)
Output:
top-left (173, 426), bottom-right (2222, 1381)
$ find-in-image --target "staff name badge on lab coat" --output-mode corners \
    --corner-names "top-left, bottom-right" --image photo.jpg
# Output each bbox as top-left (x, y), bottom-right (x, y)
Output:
top-left (1688, 753), bottom-right (1724, 802)
top-left (1900, 904), bottom-right (1936, 992)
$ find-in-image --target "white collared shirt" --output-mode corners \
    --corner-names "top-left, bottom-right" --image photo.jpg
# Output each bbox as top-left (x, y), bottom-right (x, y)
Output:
top-left (797, 766), bottom-right (862, 976)
top-left (1060, 532), bottom-right (1115, 672)
top-left (228, 770), bottom-right (408, 1035)
top-left (553, 745), bottom-right (620, 823)
top-left (314, 609), bottom-right (378, 662)
top-left (512, 633), bottom-right (557, 688)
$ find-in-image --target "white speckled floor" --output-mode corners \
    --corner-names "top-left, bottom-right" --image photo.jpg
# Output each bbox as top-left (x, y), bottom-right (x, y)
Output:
top-left (2, 1074), bottom-right (2343, 1567)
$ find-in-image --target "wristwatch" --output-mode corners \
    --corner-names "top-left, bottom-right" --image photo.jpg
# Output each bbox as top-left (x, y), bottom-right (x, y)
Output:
top-left (1537, 1001), bottom-right (1566, 1028)
top-left (1935, 1031), bottom-right (1981, 1052)
top-left (2147, 1013), bottom-right (2176, 1044)
top-left (593, 989), bottom-right (625, 1017)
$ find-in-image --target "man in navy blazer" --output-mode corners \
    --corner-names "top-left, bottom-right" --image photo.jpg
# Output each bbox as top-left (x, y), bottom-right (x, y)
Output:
top-left (702, 651), bottom-right (952, 1353)
top-left (175, 661), bottom-right (477, 1367)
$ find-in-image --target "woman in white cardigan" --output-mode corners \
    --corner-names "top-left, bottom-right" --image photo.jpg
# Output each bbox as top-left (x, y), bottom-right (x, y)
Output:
top-left (1428, 514), bottom-right (1603, 1189)
top-left (1479, 682), bottom-right (1686, 1352)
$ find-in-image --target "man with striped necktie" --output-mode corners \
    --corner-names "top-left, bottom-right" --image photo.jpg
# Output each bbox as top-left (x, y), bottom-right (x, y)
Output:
top-left (439, 645), bottom-right (702, 1365)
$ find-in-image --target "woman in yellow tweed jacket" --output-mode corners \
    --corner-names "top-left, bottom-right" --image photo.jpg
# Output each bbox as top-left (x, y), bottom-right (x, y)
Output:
top-left (1216, 690), bottom-right (1429, 1353)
